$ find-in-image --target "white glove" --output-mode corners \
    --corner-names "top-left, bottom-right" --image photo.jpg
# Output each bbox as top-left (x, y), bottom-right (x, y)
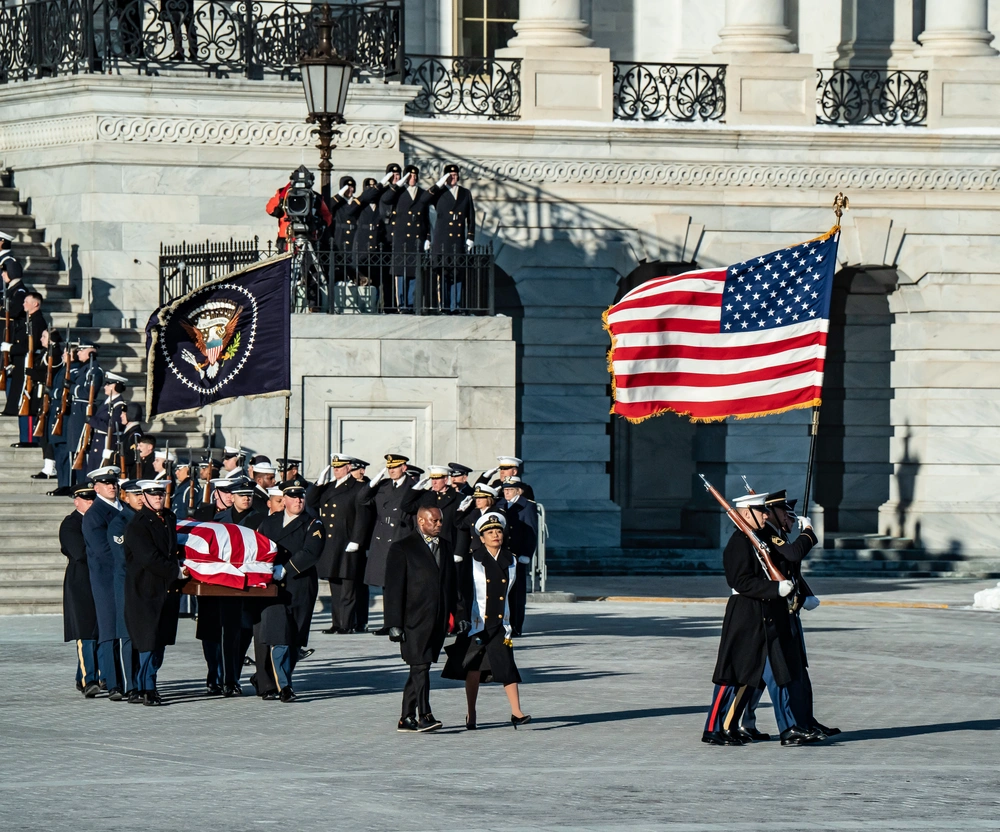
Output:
top-left (803, 595), bottom-right (820, 611)
top-left (483, 466), bottom-right (499, 480)
top-left (414, 476), bottom-right (431, 491)
top-left (272, 564), bottom-right (285, 581)
top-left (778, 580), bottom-right (794, 597)
top-left (380, 171), bottom-right (394, 185)
top-left (796, 515), bottom-right (813, 531)
top-left (101, 448), bottom-right (113, 461)
top-left (337, 185), bottom-right (349, 197)
top-left (316, 464), bottom-right (332, 486)
top-left (466, 238), bottom-right (474, 251)
top-left (0, 342), bottom-right (10, 353)
top-left (436, 175), bottom-right (449, 188)
top-left (177, 565), bottom-right (187, 580)
top-left (345, 542), bottom-right (360, 553)
top-left (423, 239), bottom-right (431, 252)
top-left (458, 496), bottom-right (473, 512)
top-left (370, 466), bottom-right (387, 485)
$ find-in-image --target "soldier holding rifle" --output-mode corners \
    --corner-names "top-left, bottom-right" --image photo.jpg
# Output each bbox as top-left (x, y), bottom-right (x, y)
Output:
top-left (5, 290), bottom-right (47, 443)
top-left (69, 346), bottom-right (104, 483)
top-left (699, 480), bottom-right (822, 747)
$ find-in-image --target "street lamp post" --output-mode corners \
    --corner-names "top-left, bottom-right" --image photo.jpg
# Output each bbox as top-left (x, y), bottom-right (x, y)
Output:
top-left (299, 4), bottom-right (354, 201)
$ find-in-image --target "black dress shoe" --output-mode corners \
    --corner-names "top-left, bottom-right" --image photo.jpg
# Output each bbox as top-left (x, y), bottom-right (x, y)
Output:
top-left (224, 684), bottom-right (243, 697)
top-left (780, 726), bottom-right (823, 746)
top-left (813, 721), bottom-right (841, 736)
top-left (83, 682), bottom-right (100, 698)
top-left (30, 471), bottom-right (53, 479)
top-left (726, 728), bottom-right (751, 744)
top-left (321, 626), bottom-right (338, 635)
top-left (205, 683), bottom-right (224, 696)
top-left (128, 690), bottom-right (143, 704)
top-left (108, 688), bottom-right (124, 702)
top-left (261, 690), bottom-right (280, 701)
top-left (371, 626), bottom-right (391, 636)
top-left (11, 442), bottom-right (39, 448)
top-left (397, 715), bottom-right (419, 732)
top-left (740, 727), bottom-right (771, 742)
top-left (701, 730), bottom-right (741, 746)
top-left (298, 648), bottom-right (315, 660)
top-left (417, 714), bottom-right (443, 732)
top-left (279, 686), bottom-right (297, 703)
top-left (98, 680), bottom-right (107, 691)
top-left (48, 486), bottom-right (72, 497)
top-left (142, 691), bottom-right (163, 706)
top-left (510, 714), bottom-right (531, 730)
top-left (76, 681), bottom-right (84, 693)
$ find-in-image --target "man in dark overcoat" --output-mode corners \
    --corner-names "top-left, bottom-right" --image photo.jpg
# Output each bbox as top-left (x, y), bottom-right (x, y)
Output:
top-left (383, 506), bottom-right (457, 733)
top-left (307, 454), bottom-right (372, 635)
top-left (108, 479), bottom-right (143, 701)
top-left (358, 453), bottom-right (415, 596)
top-left (703, 491), bottom-right (819, 746)
top-left (253, 481), bottom-right (325, 702)
top-left (502, 477), bottom-right (538, 637)
top-left (406, 466), bottom-right (462, 548)
top-left (81, 465), bottom-right (124, 698)
top-left (61, 482), bottom-right (100, 696)
top-left (123, 479), bottom-right (184, 706)
top-left (379, 165), bottom-right (433, 310)
top-left (427, 164), bottom-right (476, 311)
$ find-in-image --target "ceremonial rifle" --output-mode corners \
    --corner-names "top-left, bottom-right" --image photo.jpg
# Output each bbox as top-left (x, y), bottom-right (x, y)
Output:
top-left (164, 441), bottom-right (174, 510)
top-left (17, 311), bottom-right (35, 417)
top-left (71, 355), bottom-right (99, 471)
top-left (52, 330), bottom-right (72, 437)
top-left (32, 335), bottom-right (58, 439)
top-left (0, 282), bottom-right (9, 393)
top-left (698, 474), bottom-right (787, 583)
top-left (188, 449), bottom-right (197, 513)
top-left (742, 476), bottom-right (805, 613)
top-left (103, 394), bottom-right (116, 467)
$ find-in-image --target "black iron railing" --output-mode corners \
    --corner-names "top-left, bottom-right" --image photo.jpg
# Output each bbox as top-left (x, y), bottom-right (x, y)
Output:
top-left (0, 0), bottom-right (402, 82)
top-left (613, 62), bottom-right (726, 122)
top-left (159, 236), bottom-right (495, 315)
top-left (816, 68), bottom-right (928, 126)
top-left (403, 55), bottom-right (521, 120)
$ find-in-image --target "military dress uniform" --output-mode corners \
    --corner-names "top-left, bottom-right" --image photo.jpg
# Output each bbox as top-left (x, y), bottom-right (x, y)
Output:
top-left (503, 487), bottom-right (538, 636)
top-left (60, 485), bottom-right (100, 694)
top-left (84, 391), bottom-right (126, 474)
top-left (358, 455), bottom-right (416, 588)
top-left (379, 166), bottom-right (433, 310)
top-left (107, 496), bottom-right (138, 696)
top-left (428, 166), bottom-right (476, 311)
top-left (67, 357), bottom-right (103, 482)
top-left (3, 308), bottom-right (47, 440)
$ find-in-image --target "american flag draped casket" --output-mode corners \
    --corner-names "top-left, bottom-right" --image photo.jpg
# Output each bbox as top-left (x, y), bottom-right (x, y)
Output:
top-left (177, 521), bottom-right (277, 589)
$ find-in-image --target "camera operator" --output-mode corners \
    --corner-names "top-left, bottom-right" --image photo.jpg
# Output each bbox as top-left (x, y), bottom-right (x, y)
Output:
top-left (266, 165), bottom-right (333, 254)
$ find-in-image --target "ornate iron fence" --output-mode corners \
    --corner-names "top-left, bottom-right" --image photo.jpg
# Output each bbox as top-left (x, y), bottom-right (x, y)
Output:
top-left (816, 68), bottom-right (928, 126)
top-left (159, 236), bottom-right (264, 305)
top-left (403, 55), bottom-right (521, 120)
top-left (0, 0), bottom-right (402, 82)
top-left (613, 62), bottom-right (726, 122)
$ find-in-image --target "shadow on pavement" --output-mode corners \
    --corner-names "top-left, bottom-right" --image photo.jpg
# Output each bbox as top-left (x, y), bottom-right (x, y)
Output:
top-left (527, 705), bottom-right (706, 730)
top-left (832, 718), bottom-right (1000, 743)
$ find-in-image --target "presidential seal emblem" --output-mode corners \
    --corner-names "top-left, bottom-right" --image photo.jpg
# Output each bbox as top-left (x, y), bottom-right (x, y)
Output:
top-left (180, 300), bottom-right (244, 381)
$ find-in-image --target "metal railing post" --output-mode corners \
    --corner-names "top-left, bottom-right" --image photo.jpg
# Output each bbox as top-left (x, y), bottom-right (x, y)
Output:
top-left (487, 245), bottom-right (495, 316)
top-left (414, 252), bottom-right (424, 315)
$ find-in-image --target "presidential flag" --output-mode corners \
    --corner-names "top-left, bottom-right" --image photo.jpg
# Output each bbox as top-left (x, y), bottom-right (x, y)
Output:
top-left (605, 229), bottom-right (840, 422)
top-left (145, 255), bottom-right (292, 419)
top-left (178, 521), bottom-right (277, 589)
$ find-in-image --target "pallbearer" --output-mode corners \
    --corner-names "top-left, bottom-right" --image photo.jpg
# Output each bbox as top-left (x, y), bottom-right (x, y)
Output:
top-left (60, 482), bottom-right (100, 697)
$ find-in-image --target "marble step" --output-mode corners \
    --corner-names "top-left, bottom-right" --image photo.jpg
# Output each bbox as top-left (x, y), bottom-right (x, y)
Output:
top-left (828, 534), bottom-right (915, 550)
top-left (0, 565), bottom-right (64, 583)
top-left (0, 579), bottom-right (62, 602)
top-left (0, 598), bottom-right (63, 615)
top-left (0, 216), bottom-right (36, 231)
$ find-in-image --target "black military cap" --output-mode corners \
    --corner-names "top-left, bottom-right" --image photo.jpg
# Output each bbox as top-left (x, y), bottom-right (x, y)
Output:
top-left (119, 479), bottom-right (143, 495)
top-left (405, 465), bottom-right (424, 477)
top-left (402, 164), bottom-right (419, 177)
top-left (448, 462), bottom-right (473, 476)
top-left (280, 481), bottom-right (306, 498)
top-left (442, 163), bottom-right (459, 175)
top-left (2, 258), bottom-right (22, 281)
top-left (351, 458), bottom-right (370, 470)
top-left (339, 175), bottom-right (356, 189)
top-left (764, 490), bottom-right (797, 510)
top-left (229, 476), bottom-right (257, 496)
top-left (363, 177), bottom-right (377, 190)
top-left (386, 162), bottom-right (402, 175)
top-left (384, 453), bottom-right (409, 468)
top-left (249, 454), bottom-right (271, 466)
top-left (72, 483), bottom-right (97, 500)
top-left (276, 458), bottom-right (301, 469)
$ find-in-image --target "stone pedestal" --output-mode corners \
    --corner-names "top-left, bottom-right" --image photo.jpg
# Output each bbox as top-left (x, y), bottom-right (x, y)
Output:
top-left (713, 0), bottom-right (796, 53)
top-left (717, 53), bottom-right (817, 127)
top-left (495, 45), bottom-right (614, 122)
top-left (920, 57), bottom-right (1000, 128)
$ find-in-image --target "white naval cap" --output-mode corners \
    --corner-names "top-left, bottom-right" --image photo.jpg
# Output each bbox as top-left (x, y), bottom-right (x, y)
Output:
top-left (267, 486), bottom-right (283, 498)
top-left (427, 465), bottom-right (451, 478)
top-left (210, 477), bottom-right (236, 490)
top-left (474, 511), bottom-right (507, 534)
top-left (223, 445), bottom-right (243, 457)
top-left (732, 493), bottom-right (767, 509)
top-left (136, 479), bottom-right (167, 493)
top-left (154, 449), bottom-right (177, 461)
top-left (104, 371), bottom-right (128, 384)
top-left (497, 456), bottom-right (522, 468)
top-left (0, 231), bottom-right (14, 242)
top-left (253, 461), bottom-right (277, 475)
top-left (86, 465), bottom-right (121, 482)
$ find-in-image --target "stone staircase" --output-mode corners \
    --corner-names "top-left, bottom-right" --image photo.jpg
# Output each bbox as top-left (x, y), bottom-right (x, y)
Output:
top-left (0, 172), bottom-right (206, 614)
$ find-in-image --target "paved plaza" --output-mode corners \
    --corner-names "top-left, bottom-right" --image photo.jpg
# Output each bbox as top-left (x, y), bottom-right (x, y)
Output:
top-left (2, 577), bottom-right (999, 831)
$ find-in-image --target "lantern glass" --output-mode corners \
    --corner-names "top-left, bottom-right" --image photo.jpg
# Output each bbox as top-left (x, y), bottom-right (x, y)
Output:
top-left (301, 60), bottom-right (353, 120)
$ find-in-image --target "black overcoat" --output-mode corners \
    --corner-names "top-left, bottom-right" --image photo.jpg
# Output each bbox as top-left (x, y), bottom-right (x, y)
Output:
top-left (408, 488), bottom-right (461, 546)
top-left (428, 184), bottom-right (476, 254)
top-left (380, 184), bottom-right (433, 276)
top-left (356, 189), bottom-right (387, 254)
top-left (711, 526), bottom-right (817, 688)
top-left (331, 184), bottom-right (382, 253)
top-left (359, 476), bottom-right (415, 586)
top-left (255, 511), bottom-right (324, 645)
top-left (382, 530), bottom-right (457, 666)
top-left (60, 510), bottom-right (98, 642)
top-left (306, 475), bottom-right (372, 580)
top-left (123, 507), bottom-right (182, 653)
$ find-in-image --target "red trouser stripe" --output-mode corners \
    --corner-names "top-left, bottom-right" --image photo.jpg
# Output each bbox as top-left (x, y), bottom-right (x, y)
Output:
top-left (708, 685), bottom-right (727, 732)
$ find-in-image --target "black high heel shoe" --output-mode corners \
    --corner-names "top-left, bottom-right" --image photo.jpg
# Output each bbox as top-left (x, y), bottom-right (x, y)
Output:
top-left (465, 715), bottom-right (477, 730)
top-left (510, 714), bottom-right (531, 730)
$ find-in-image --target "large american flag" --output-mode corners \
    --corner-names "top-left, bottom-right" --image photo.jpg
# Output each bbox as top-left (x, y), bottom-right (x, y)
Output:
top-left (605, 231), bottom-right (840, 422)
top-left (178, 521), bottom-right (277, 589)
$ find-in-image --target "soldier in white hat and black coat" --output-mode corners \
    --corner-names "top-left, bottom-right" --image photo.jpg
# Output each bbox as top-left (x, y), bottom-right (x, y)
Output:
top-left (357, 453), bottom-right (415, 598)
top-left (61, 482), bottom-right (100, 696)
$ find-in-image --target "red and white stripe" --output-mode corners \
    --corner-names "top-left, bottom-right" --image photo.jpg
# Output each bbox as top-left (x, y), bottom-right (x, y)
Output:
top-left (177, 521), bottom-right (277, 589)
top-left (606, 268), bottom-right (827, 422)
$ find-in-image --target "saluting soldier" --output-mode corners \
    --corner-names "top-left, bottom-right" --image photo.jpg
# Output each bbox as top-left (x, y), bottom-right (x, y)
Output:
top-left (307, 453), bottom-right (372, 635)
top-left (428, 164), bottom-right (476, 312)
top-left (83, 371), bottom-right (128, 473)
top-left (349, 457), bottom-right (376, 631)
top-left (123, 479), bottom-right (185, 707)
top-left (276, 458), bottom-right (309, 490)
top-left (380, 164), bottom-right (433, 311)
top-left (358, 454), bottom-right (416, 602)
top-left (453, 483), bottom-right (503, 606)
top-left (448, 462), bottom-right (475, 497)
top-left (253, 481), bottom-right (325, 702)
top-left (61, 482), bottom-right (100, 696)
top-left (476, 456), bottom-right (535, 501)
top-left (407, 465), bottom-right (462, 547)
top-left (362, 167), bottom-right (397, 302)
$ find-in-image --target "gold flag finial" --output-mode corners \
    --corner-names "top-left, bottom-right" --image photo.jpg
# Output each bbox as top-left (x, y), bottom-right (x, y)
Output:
top-left (832, 192), bottom-right (850, 226)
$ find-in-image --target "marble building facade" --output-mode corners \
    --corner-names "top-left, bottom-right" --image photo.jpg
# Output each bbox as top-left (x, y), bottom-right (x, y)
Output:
top-left (1, 0), bottom-right (1000, 560)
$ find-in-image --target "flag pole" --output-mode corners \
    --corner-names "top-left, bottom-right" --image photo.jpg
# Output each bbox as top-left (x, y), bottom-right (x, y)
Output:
top-left (801, 192), bottom-right (849, 515)
top-left (281, 393), bottom-right (290, 481)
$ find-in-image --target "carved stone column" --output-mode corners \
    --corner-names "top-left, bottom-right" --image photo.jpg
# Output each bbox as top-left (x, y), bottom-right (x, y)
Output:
top-left (504, 0), bottom-right (593, 48)
top-left (919, 0), bottom-right (997, 57)
top-left (713, 0), bottom-right (796, 54)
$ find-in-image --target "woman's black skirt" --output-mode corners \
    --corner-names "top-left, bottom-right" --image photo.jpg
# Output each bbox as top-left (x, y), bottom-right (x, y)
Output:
top-left (442, 626), bottom-right (521, 685)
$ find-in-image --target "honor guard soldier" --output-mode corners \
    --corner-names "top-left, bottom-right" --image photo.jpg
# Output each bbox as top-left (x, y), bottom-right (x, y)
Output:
top-left (66, 344), bottom-right (102, 486)
top-left (83, 371), bottom-right (128, 473)
top-left (331, 176), bottom-right (360, 255)
top-left (500, 477), bottom-right (538, 637)
top-left (81, 465), bottom-right (125, 698)
top-left (0, 235), bottom-right (27, 323)
top-left (448, 462), bottom-right (474, 497)
top-left (307, 453), bottom-right (372, 635)
top-left (108, 479), bottom-right (144, 701)
top-left (428, 164), bottom-right (477, 311)
top-left (136, 435), bottom-right (157, 480)
top-left (362, 166), bottom-right (398, 301)
top-left (32, 329), bottom-right (66, 482)
top-left (276, 458), bottom-right (308, 490)
top-left (3, 290), bottom-right (47, 442)
top-left (123, 480), bottom-right (185, 706)
top-left (358, 454), bottom-right (416, 613)
top-left (0, 229), bottom-right (20, 281)
top-left (220, 445), bottom-right (246, 478)
top-left (453, 483), bottom-right (503, 601)
top-left (251, 460), bottom-right (277, 513)
top-left (61, 482), bottom-right (100, 696)
top-left (253, 481), bottom-right (325, 702)
top-left (348, 457), bottom-right (376, 631)
top-left (477, 456), bottom-right (535, 501)
top-left (209, 476), bottom-right (236, 522)
top-left (703, 491), bottom-right (821, 747)
top-left (380, 164), bottom-right (433, 310)
top-left (44, 340), bottom-right (80, 495)
top-left (172, 459), bottom-right (193, 521)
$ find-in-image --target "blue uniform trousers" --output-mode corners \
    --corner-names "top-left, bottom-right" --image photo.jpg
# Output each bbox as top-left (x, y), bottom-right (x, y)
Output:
top-left (75, 639), bottom-right (98, 686)
top-left (268, 645), bottom-right (292, 690)
top-left (137, 649), bottom-right (165, 691)
top-left (52, 439), bottom-right (71, 488)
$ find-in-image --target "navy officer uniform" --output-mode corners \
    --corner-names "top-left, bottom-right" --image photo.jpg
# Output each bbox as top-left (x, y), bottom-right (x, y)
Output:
top-left (358, 453), bottom-right (416, 592)
top-left (379, 164), bottom-right (433, 310)
top-left (107, 479), bottom-right (141, 699)
top-left (60, 482), bottom-right (100, 696)
top-left (427, 164), bottom-right (476, 311)
top-left (500, 476), bottom-right (538, 637)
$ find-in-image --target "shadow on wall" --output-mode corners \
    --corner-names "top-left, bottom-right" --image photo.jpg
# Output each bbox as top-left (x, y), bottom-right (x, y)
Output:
top-left (894, 421), bottom-right (920, 546)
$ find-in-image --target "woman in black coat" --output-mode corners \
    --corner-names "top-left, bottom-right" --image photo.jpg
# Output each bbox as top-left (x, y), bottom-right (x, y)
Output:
top-left (443, 512), bottom-right (530, 730)
top-left (123, 481), bottom-right (184, 706)
top-left (60, 483), bottom-right (100, 696)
